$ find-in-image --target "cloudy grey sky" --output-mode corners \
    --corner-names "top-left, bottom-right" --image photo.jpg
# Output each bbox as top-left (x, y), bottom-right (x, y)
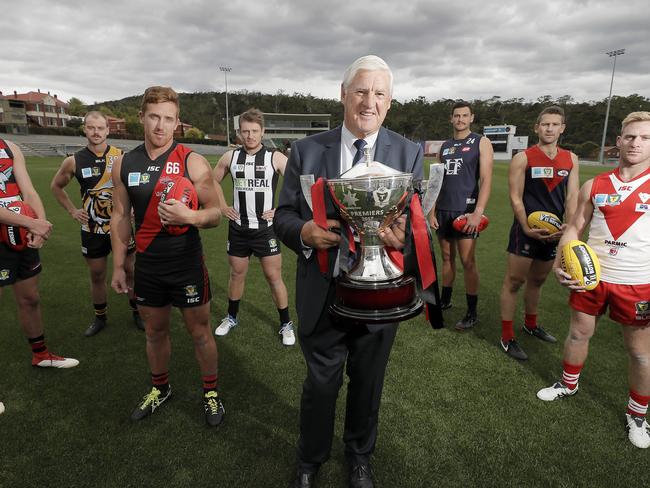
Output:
top-left (3, 0), bottom-right (648, 105)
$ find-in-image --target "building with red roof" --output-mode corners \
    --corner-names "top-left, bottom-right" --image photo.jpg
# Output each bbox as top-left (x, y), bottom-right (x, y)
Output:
top-left (0, 89), bottom-right (71, 129)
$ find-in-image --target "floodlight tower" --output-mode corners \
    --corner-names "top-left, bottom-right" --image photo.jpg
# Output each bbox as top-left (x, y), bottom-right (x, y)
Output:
top-left (598, 49), bottom-right (625, 163)
top-left (220, 66), bottom-right (232, 146)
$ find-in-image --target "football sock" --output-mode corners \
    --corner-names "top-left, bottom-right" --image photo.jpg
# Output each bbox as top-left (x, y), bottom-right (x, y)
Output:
top-left (501, 320), bottom-right (514, 342)
top-left (627, 390), bottom-right (650, 417)
top-left (151, 371), bottom-right (170, 394)
top-left (441, 286), bottom-right (452, 305)
top-left (202, 374), bottom-right (218, 393)
top-left (28, 335), bottom-right (48, 355)
top-left (524, 313), bottom-right (537, 329)
top-left (94, 302), bottom-right (107, 320)
top-left (561, 361), bottom-right (583, 390)
top-left (466, 294), bottom-right (478, 316)
top-left (278, 307), bottom-right (291, 324)
top-left (227, 299), bottom-right (240, 319)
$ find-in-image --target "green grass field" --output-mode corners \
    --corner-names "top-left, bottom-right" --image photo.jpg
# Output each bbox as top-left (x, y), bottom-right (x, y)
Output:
top-left (0, 157), bottom-right (643, 487)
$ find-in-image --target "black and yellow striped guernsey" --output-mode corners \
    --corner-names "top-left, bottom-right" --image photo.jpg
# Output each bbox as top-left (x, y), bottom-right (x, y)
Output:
top-left (73, 145), bottom-right (122, 234)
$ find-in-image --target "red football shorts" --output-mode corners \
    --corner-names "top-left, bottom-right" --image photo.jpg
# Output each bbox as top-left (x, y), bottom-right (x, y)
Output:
top-left (570, 281), bottom-right (650, 326)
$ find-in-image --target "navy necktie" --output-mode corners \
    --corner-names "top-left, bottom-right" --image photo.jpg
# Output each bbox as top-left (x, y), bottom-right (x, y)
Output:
top-left (352, 139), bottom-right (367, 166)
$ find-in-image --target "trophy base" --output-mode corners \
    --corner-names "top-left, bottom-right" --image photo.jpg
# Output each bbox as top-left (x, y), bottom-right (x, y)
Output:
top-left (330, 275), bottom-right (423, 325)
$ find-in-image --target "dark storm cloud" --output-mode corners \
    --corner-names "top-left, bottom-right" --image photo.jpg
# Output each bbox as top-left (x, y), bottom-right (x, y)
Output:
top-left (1, 0), bottom-right (648, 105)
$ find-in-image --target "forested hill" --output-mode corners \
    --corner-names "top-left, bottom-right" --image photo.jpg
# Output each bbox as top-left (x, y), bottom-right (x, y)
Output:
top-left (87, 91), bottom-right (650, 156)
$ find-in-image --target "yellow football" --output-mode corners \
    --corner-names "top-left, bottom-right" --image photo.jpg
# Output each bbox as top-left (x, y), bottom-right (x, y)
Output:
top-left (560, 240), bottom-right (601, 291)
top-left (527, 211), bottom-right (563, 234)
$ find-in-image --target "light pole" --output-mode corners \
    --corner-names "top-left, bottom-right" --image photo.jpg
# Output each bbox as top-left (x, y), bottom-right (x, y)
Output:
top-left (219, 66), bottom-right (232, 146)
top-left (598, 49), bottom-right (625, 163)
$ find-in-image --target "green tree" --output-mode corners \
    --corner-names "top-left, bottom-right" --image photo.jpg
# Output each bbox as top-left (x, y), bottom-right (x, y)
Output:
top-left (125, 114), bottom-right (143, 138)
top-left (67, 97), bottom-right (87, 116)
top-left (67, 118), bottom-right (83, 129)
top-left (574, 141), bottom-right (600, 159)
top-left (184, 127), bottom-right (205, 139)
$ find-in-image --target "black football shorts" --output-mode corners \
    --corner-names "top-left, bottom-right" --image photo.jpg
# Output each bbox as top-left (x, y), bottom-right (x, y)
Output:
top-left (81, 230), bottom-right (135, 259)
top-left (134, 251), bottom-right (211, 308)
top-left (0, 245), bottom-right (41, 287)
top-left (226, 221), bottom-right (281, 258)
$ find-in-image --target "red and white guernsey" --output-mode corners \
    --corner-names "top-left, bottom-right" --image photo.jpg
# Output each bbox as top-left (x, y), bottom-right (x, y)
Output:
top-left (588, 167), bottom-right (650, 284)
top-left (0, 139), bottom-right (22, 207)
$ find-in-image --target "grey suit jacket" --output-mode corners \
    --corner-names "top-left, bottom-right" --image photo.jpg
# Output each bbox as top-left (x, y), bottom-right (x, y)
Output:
top-left (275, 126), bottom-right (424, 335)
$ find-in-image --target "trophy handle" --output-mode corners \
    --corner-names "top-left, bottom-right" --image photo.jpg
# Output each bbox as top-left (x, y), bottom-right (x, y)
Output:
top-left (421, 163), bottom-right (444, 217)
top-left (300, 174), bottom-right (316, 211)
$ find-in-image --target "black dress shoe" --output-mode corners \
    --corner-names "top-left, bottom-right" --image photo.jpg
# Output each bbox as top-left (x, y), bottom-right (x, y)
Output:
top-left (349, 463), bottom-right (374, 488)
top-left (289, 470), bottom-right (316, 488)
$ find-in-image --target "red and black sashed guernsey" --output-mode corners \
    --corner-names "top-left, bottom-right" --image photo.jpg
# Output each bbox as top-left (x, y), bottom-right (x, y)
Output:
top-left (121, 142), bottom-right (202, 257)
top-left (522, 145), bottom-right (573, 217)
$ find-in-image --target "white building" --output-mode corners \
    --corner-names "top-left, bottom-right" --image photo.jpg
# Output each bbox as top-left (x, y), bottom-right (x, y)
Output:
top-left (483, 125), bottom-right (528, 160)
top-left (234, 112), bottom-right (330, 148)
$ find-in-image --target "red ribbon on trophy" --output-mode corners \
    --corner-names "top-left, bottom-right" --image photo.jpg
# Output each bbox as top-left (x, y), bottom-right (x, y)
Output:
top-left (310, 177), bottom-right (330, 275)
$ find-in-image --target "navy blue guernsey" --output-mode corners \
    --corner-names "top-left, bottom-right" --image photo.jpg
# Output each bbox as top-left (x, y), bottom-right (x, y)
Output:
top-left (437, 132), bottom-right (482, 212)
top-left (120, 142), bottom-right (201, 258)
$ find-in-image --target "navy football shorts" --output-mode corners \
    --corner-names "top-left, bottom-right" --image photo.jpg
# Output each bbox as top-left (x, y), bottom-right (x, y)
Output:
top-left (506, 220), bottom-right (557, 261)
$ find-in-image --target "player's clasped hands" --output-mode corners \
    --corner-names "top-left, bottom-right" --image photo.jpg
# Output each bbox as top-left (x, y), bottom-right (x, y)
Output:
top-left (28, 217), bottom-right (53, 239)
top-left (26, 217), bottom-right (53, 248)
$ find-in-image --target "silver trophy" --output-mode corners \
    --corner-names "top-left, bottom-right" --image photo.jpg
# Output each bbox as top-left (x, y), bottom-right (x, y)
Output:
top-left (326, 171), bottom-right (411, 281)
top-left (301, 147), bottom-right (423, 323)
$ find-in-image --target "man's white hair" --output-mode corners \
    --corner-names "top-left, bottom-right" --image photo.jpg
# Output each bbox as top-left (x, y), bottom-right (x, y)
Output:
top-left (342, 55), bottom-right (393, 95)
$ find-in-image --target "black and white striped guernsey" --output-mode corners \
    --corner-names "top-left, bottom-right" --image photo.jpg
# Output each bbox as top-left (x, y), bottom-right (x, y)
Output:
top-left (229, 145), bottom-right (279, 229)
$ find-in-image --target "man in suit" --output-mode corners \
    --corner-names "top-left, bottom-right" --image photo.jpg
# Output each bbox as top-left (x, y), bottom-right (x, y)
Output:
top-left (275, 55), bottom-right (423, 488)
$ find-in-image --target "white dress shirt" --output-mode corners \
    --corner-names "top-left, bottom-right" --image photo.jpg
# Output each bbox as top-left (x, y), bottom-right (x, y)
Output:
top-left (340, 124), bottom-right (379, 174)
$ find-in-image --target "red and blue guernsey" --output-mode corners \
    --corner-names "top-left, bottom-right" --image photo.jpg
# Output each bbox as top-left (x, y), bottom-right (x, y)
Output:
top-left (121, 142), bottom-right (201, 257)
top-left (522, 145), bottom-right (573, 218)
top-left (0, 139), bottom-right (22, 207)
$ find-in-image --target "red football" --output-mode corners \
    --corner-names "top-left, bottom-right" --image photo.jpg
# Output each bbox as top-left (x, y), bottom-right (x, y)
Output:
top-left (452, 214), bottom-right (489, 234)
top-left (159, 177), bottom-right (198, 236)
top-left (0, 201), bottom-right (38, 251)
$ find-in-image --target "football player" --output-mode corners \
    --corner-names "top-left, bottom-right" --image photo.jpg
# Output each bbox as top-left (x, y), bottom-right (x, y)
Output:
top-left (498, 106), bottom-right (579, 360)
top-left (212, 108), bottom-right (294, 346)
top-left (51, 111), bottom-right (142, 336)
top-left (429, 101), bottom-right (494, 330)
top-left (111, 86), bottom-right (226, 426)
top-left (537, 111), bottom-right (650, 449)
top-left (0, 139), bottom-right (78, 369)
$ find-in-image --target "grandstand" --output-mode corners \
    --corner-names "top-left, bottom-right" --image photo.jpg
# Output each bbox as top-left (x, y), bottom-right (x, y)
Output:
top-left (3, 133), bottom-right (227, 157)
top-left (233, 112), bottom-right (331, 149)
